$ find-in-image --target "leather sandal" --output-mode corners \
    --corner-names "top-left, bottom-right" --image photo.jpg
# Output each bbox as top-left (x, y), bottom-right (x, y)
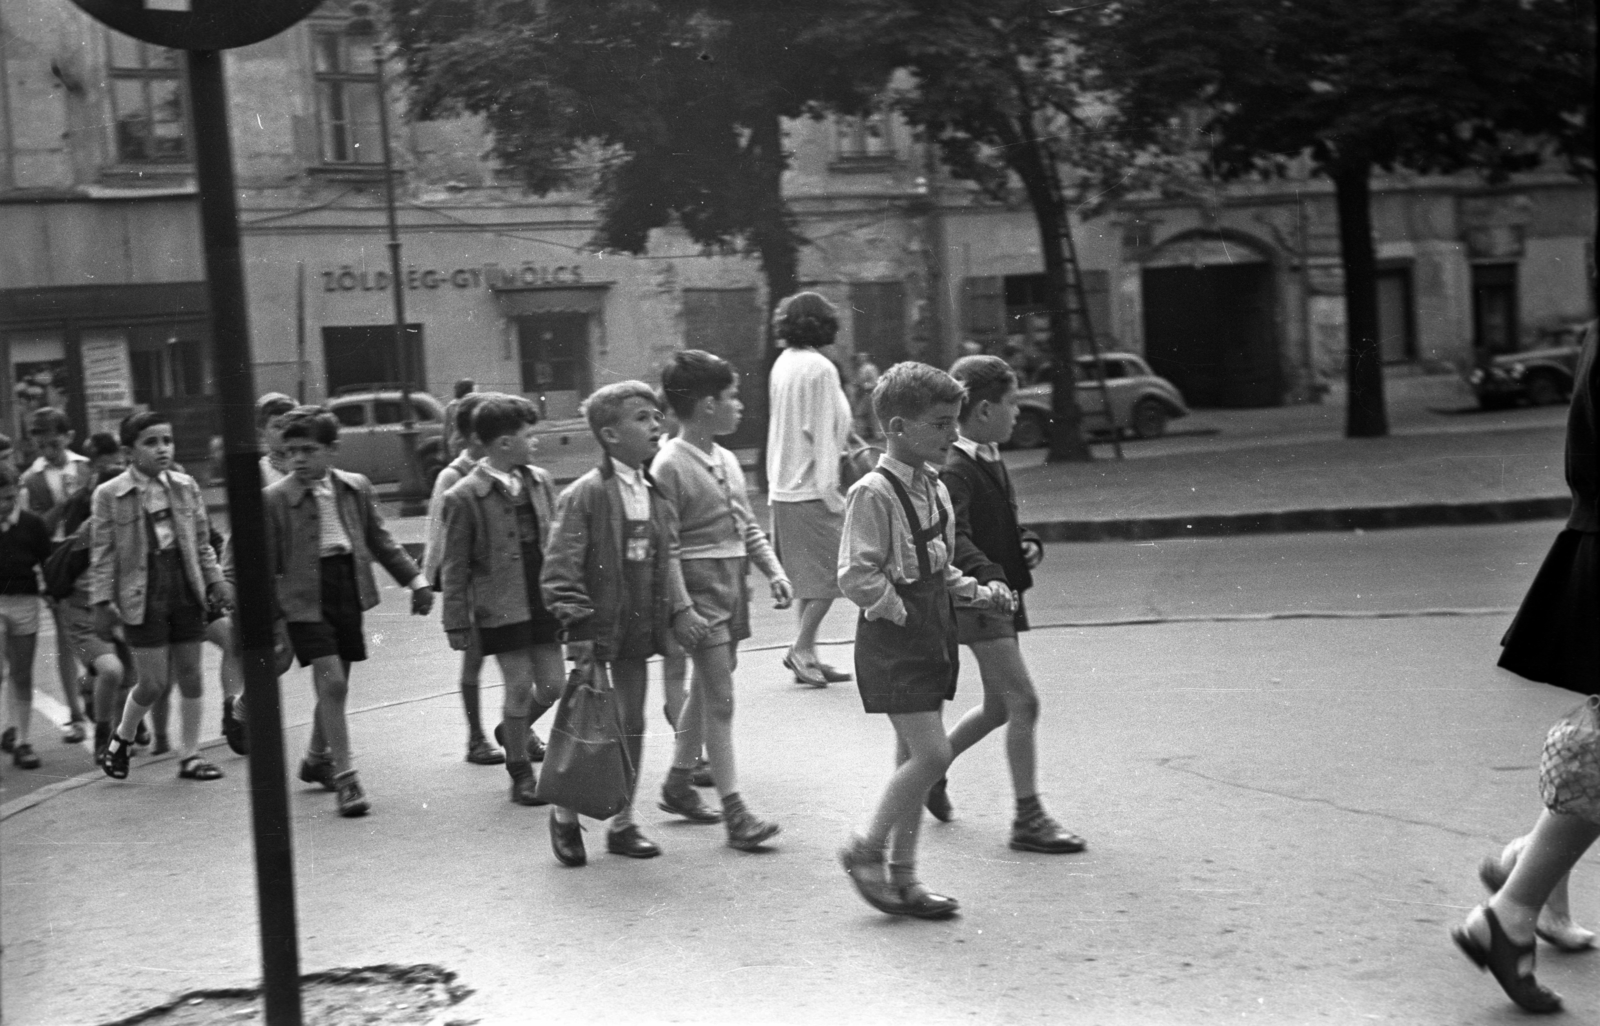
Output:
top-left (1451, 905), bottom-right (1563, 1013)
top-left (1478, 854), bottom-right (1597, 952)
top-left (101, 734), bottom-right (132, 779)
top-left (177, 756), bottom-right (225, 781)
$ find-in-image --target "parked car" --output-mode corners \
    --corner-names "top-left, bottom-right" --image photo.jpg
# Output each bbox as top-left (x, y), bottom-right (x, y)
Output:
top-left (1468, 322), bottom-right (1591, 410)
top-left (1009, 353), bottom-right (1189, 448)
top-left (327, 387), bottom-right (449, 489)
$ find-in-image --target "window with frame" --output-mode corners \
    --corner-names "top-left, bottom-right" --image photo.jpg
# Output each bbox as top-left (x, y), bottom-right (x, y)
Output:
top-left (312, 27), bottom-right (383, 164)
top-left (107, 33), bottom-right (189, 163)
top-left (129, 329), bottom-right (211, 403)
top-left (835, 110), bottom-right (897, 161)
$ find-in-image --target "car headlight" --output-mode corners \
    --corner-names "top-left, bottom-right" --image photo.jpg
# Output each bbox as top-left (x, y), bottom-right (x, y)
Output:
top-left (1508, 363), bottom-right (1526, 378)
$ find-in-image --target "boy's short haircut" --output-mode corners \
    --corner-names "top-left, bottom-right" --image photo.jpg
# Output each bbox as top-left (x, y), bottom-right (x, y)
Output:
top-left (948, 355), bottom-right (1019, 421)
top-left (660, 349), bottom-right (735, 421)
top-left (255, 392), bottom-right (297, 429)
top-left (119, 410), bottom-right (172, 448)
top-left (453, 391), bottom-right (489, 439)
top-left (453, 377), bottom-right (476, 399)
top-left (581, 380), bottom-right (658, 443)
top-left (0, 463), bottom-right (16, 488)
top-left (872, 361), bottom-right (967, 425)
top-left (471, 393), bottom-right (539, 445)
top-left (277, 405), bottom-right (340, 446)
top-left (86, 432), bottom-right (121, 458)
top-left (28, 407), bottom-right (73, 436)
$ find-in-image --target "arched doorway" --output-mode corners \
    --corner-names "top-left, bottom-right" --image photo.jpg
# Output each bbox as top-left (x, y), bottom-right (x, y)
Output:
top-left (1141, 234), bottom-right (1283, 408)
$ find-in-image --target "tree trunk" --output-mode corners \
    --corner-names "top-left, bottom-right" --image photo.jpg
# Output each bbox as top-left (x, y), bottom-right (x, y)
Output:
top-left (1014, 160), bottom-right (1091, 462)
top-left (1331, 159), bottom-right (1388, 438)
top-left (747, 109), bottom-right (801, 490)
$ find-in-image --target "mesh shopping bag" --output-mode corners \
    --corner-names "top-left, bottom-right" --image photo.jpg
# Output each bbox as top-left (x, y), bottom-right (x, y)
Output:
top-left (1539, 695), bottom-right (1600, 825)
top-left (534, 658), bottom-right (636, 819)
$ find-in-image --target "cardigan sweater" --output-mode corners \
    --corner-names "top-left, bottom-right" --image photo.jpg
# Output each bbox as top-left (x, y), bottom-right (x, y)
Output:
top-left (939, 444), bottom-right (1037, 594)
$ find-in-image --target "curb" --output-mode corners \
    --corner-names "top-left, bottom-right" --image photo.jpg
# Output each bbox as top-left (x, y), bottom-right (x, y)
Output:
top-left (1023, 495), bottom-right (1572, 543)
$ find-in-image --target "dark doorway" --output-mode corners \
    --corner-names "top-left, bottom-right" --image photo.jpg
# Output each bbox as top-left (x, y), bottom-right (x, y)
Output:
top-left (1471, 263), bottom-right (1519, 358)
top-left (516, 313), bottom-right (590, 421)
top-left (1141, 263), bottom-right (1281, 407)
top-left (682, 288), bottom-right (765, 450)
top-left (1376, 268), bottom-right (1417, 364)
top-left (322, 323), bottom-right (425, 395)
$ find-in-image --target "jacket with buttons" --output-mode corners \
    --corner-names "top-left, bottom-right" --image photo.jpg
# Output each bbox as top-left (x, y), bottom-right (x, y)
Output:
top-left (540, 455), bottom-right (692, 660)
top-left (438, 462), bottom-right (559, 633)
top-left (263, 468), bottom-right (419, 622)
top-left (88, 467), bottom-right (223, 624)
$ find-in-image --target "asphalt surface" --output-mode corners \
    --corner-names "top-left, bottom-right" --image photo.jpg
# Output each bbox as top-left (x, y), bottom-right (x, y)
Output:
top-left (4, 520), bottom-right (1596, 1025)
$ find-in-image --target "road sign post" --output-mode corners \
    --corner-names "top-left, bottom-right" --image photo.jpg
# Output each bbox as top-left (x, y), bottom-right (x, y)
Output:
top-left (65, 4), bottom-right (325, 1024)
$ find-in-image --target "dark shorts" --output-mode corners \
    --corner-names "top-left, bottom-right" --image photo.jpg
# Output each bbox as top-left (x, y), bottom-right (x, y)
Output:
top-left (479, 618), bottom-right (563, 656)
top-left (681, 557), bottom-right (751, 651)
top-left (285, 555), bottom-right (366, 666)
top-left (955, 594), bottom-right (1030, 645)
top-left (124, 549), bottom-right (207, 649)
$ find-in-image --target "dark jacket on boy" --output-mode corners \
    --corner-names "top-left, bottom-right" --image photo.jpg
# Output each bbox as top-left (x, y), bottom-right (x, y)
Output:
top-left (0, 509), bottom-right (53, 593)
top-left (939, 445), bottom-right (1040, 593)
top-left (542, 455), bottom-right (692, 660)
top-left (263, 468), bottom-right (419, 622)
top-left (439, 462), bottom-right (560, 632)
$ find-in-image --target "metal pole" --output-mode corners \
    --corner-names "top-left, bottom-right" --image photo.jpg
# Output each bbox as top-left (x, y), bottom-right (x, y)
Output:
top-left (184, 49), bottom-right (304, 1026)
top-left (371, 39), bottom-right (424, 508)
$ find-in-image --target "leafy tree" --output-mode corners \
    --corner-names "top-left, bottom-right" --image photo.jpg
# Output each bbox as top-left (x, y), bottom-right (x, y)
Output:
top-left (391, 0), bottom-right (895, 317)
top-left (868, 0), bottom-right (1194, 462)
top-left (1091, 0), bottom-right (1595, 438)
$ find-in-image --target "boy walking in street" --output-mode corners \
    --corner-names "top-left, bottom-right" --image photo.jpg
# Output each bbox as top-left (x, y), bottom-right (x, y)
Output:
top-left (653, 351), bottom-right (792, 850)
top-left (931, 355), bottom-right (1085, 854)
top-left (0, 464), bottom-right (56, 770)
top-left (263, 406), bottom-right (432, 816)
top-left (542, 381), bottom-right (705, 866)
top-left (836, 362), bottom-right (1009, 918)
top-left (21, 406), bottom-right (95, 741)
top-left (93, 412), bottom-right (232, 782)
top-left (439, 394), bottom-right (566, 804)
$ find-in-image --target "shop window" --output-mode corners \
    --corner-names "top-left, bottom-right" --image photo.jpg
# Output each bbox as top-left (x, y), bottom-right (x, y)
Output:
top-left (321, 324), bottom-right (424, 394)
top-left (835, 110), bottom-right (897, 162)
top-left (1472, 263), bottom-right (1519, 356)
top-left (107, 33), bottom-right (189, 163)
top-left (312, 27), bottom-right (383, 164)
top-left (130, 333), bottom-right (210, 403)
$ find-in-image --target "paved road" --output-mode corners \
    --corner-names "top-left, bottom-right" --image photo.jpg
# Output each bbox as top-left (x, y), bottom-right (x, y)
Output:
top-left (3, 521), bottom-right (1596, 1024)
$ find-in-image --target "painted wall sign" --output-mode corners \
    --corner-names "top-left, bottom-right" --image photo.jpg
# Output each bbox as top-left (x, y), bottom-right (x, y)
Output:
top-left (320, 263), bottom-right (586, 293)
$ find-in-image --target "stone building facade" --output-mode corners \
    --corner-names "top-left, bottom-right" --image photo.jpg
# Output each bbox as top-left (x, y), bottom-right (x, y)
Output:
top-left (3, 0), bottom-right (1593, 459)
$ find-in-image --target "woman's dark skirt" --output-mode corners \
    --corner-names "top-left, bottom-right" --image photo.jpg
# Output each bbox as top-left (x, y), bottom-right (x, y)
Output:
top-left (1499, 529), bottom-right (1599, 697)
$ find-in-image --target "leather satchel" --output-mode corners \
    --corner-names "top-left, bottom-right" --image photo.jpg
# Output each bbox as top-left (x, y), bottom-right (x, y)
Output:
top-left (534, 658), bottom-right (637, 818)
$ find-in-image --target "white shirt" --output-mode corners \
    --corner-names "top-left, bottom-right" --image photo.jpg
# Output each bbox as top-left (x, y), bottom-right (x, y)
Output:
top-left (309, 476), bottom-right (353, 556)
top-left (128, 465), bottom-right (177, 550)
top-left (611, 461), bottom-right (651, 521)
top-left (953, 437), bottom-right (1001, 464)
top-left (766, 347), bottom-right (853, 509)
top-left (480, 462), bottom-right (524, 498)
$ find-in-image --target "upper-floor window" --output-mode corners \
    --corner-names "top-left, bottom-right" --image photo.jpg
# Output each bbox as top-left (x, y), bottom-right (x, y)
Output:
top-left (312, 28), bottom-right (383, 164)
top-left (108, 34), bottom-right (189, 163)
top-left (835, 111), bottom-right (897, 161)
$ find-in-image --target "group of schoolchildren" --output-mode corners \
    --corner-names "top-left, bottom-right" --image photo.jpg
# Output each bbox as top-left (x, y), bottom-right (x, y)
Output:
top-left (0, 337), bottom-right (1084, 920)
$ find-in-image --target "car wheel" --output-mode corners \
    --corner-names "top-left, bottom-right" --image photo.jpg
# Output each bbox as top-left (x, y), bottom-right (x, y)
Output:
top-left (1009, 410), bottom-right (1049, 449)
top-left (1131, 399), bottom-right (1169, 439)
top-left (1477, 393), bottom-right (1514, 411)
top-left (1524, 372), bottom-right (1567, 407)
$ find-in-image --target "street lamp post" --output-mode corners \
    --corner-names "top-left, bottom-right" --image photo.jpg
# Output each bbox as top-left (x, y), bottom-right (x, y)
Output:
top-left (357, 10), bottom-right (427, 513)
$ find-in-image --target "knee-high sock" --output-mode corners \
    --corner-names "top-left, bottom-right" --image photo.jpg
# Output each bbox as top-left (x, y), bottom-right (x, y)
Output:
top-left (180, 696), bottom-right (202, 759)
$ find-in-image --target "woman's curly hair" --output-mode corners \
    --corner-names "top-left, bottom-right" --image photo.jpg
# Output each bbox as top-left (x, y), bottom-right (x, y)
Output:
top-left (774, 291), bottom-right (839, 349)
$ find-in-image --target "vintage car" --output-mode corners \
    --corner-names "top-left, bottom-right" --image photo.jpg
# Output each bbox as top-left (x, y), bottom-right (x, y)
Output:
top-left (1468, 323), bottom-right (1591, 410)
top-left (1010, 352), bottom-right (1190, 448)
top-left (326, 387), bottom-right (450, 488)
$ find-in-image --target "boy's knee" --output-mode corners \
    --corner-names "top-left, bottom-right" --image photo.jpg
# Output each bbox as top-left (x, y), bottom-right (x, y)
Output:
top-left (1007, 692), bottom-right (1040, 725)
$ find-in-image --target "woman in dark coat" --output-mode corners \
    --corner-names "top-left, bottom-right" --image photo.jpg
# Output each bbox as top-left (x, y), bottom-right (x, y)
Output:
top-left (1451, 321), bottom-right (1600, 1014)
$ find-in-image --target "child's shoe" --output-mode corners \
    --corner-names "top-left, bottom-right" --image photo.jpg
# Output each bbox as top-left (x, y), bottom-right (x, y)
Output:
top-left (838, 835), bottom-right (904, 915)
top-left (334, 770), bottom-right (370, 817)
top-left (549, 812), bottom-right (586, 867)
top-left (221, 697), bottom-right (248, 756)
top-left (506, 760), bottom-right (547, 806)
top-left (1009, 809), bottom-right (1086, 854)
top-left (62, 718), bottom-right (86, 744)
top-left (101, 734), bottom-right (133, 779)
top-left (605, 823), bottom-right (661, 859)
top-left (12, 743), bottom-right (40, 769)
top-left (690, 757), bottom-right (714, 788)
top-left (298, 753), bottom-right (338, 791)
top-left (725, 809), bottom-right (780, 851)
top-left (465, 734), bottom-right (505, 765)
top-left (659, 778), bottom-right (722, 823)
top-left (925, 777), bottom-right (953, 822)
top-left (0, 726), bottom-right (16, 753)
top-left (894, 880), bottom-right (960, 919)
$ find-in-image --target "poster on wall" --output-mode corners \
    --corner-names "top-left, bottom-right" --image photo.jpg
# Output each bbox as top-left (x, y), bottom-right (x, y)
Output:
top-left (80, 332), bottom-right (137, 437)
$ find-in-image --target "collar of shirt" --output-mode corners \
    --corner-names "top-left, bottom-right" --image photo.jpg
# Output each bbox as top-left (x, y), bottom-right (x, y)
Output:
top-left (480, 462), bottom-right (524, 496)
top-left (953, 436), bottom-right (1000, 464)
top-left (612, 460), bottom-right (645, 489)
top-left (28, 452), bottom-right (89, 476)
top-left (879, 452), bottom-right (940, 490)
top-left (127, 465), bottom-right (170, 491)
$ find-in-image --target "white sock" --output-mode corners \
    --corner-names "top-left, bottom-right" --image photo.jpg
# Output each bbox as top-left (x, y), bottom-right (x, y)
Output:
top-left (116, 697), bottom-right (152, 741)
top-left (180, 697), bottom-right (202, 759)
top-left (610, 803), bottom-right (634, 831)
